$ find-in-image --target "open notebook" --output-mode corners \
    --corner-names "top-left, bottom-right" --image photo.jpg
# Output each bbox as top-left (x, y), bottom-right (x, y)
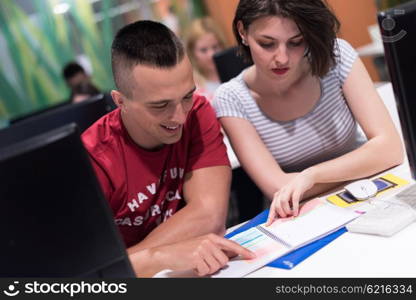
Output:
top-left (154, 199), bottom-right (361, 278)
top-left (211, 198), bottom-right (360, 277)
top-left (211, 199), bottom-right (361, 277)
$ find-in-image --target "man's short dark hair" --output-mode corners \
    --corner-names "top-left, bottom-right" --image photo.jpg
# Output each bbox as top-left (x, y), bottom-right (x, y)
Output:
top-left (111, 20), bottom-right (185, 97)
top-left (62, 62), bottom-right (86, 80)
top-left (233, 0), bottom-right (340, 78)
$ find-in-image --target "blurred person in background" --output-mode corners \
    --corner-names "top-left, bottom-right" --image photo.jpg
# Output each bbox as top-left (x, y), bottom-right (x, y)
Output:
top-left (186, 17), bottom-right (226, 102)
top-left (187, 17), bottom-right (265, 225)
top-left (62, 61), bottom-right (101, 103)
top-left (63, 62), bottom-right (90, 90)
top-left (70, 81), bottom-right (101, 103)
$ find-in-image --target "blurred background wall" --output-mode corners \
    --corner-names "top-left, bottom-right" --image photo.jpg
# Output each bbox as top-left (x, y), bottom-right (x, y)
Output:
top-left (0, 0), bottom-right (412, 124)
top-left (1, 0), bottom-right (119, 121)
top-left (0, 0), bottom-right (204, 122)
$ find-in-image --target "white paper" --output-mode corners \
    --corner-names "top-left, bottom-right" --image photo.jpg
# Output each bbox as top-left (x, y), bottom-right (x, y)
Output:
top-left (154, 200), bottom-right (361, 278)
top-left (261, 202), bottom-right (361, 248)
top-left (211, 227), bottom-right (290, 278)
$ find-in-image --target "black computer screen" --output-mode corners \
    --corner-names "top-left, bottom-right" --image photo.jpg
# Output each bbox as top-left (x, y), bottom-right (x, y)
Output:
top-left (213, 47), bottom-right (252, 83)
top-left (0, 94), bottom-right (114, 150)
top-left (378, 0), bottom-right (416, 178)
top-left (9, 99), bottom-right (72, 125)
top-left (0, 124), bottom-right (134, 277)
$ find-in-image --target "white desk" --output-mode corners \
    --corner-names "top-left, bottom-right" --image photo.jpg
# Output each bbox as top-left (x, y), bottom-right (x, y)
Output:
top-left (246, 83), bottom-right (416, 277)
top-left (356, 24), bottom-right (384, 58)
top-left (247, 163), bottom-right (416, 278)
top-left (356, 42), bottom-right (384, 57)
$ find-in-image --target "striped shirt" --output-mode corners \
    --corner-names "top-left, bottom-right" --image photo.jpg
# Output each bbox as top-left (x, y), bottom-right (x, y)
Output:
top-left (213, 39), bottom-right (367, 172)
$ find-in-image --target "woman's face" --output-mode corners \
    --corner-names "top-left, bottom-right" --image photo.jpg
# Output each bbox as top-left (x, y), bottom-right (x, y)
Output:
top-left (239, 16), bottom-right (308, 85)
top-left (193, 32), bottom-right (222, 75)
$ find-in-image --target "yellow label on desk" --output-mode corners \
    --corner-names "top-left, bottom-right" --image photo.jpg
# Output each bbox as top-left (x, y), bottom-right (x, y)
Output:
top-left (327, 173), bottom-right (409, 208)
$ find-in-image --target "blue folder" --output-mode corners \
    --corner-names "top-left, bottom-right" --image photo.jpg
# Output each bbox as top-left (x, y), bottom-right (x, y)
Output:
top-left (225, 209), bottom-right (347, 269)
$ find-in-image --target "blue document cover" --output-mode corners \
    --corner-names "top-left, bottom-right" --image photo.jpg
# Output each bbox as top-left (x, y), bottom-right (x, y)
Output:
top-left (225, 209), bottom-right (347, 269)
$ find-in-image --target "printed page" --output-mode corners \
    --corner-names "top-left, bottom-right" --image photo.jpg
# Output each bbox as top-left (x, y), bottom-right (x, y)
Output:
top-left (154, 200), bottom-right (360, 278)
top-left (211, 227), bottom-right (290, 278)
top-left (153, 227), bottom-right (290, 278)
top-left (261, 199), bottom-right (361, 248)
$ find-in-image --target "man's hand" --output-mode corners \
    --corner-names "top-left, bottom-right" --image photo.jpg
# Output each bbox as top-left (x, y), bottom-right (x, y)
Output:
top-left (131, 233), bottom-right (255, 277)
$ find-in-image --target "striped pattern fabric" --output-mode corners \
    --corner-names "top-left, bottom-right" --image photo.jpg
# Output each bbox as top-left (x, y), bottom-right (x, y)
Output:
top-left (213, 39), bottom-right (367, 172)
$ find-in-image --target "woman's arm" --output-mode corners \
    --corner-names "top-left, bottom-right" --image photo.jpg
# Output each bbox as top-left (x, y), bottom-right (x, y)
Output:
top-left (308, 57), bottom-right (404, 182)
top-left (267, 57), bottom-right (404, 223)
top-left (220, 116), bottom-right (342, 200)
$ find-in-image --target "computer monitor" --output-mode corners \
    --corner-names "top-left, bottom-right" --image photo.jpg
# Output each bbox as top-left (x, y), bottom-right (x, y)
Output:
top-left (378, 0), bottom-right (416, 178)
top-left (0, 94), bottom-right (114, 149)
top-left (0, 123), bottom-right (134, 277)
top-left (213, 46), bottom-right (252, 83)
top-left (9, 99), bottom-right (72, 125)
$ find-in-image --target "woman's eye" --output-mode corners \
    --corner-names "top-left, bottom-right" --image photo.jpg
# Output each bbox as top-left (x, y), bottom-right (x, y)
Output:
top-left (288, 40), bottom-right (303, 47)
top-left (259, 43), bottom-right (274, 49)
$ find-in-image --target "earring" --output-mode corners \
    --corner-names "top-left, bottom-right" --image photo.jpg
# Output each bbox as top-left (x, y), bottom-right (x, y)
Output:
top-left (242, 39), bottom-right (248, 46)
top-left (303, 47), bottom-right (310, 57)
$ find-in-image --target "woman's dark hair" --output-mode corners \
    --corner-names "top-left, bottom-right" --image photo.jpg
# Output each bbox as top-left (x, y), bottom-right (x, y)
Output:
top-left (232, 0), bottom-right (340, 77)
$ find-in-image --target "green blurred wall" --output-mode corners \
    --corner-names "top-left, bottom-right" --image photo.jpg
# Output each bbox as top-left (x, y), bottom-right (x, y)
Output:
top-left (0, 0), bottom-right (115, 121)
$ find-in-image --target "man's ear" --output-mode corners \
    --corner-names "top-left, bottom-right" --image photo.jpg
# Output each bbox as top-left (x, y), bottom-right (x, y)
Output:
top-left (111, 90), bottom-right (126, 112)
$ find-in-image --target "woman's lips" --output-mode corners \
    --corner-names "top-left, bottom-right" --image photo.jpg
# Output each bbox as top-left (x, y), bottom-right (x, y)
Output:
top-left (272, 68), bottom-right (289, 75)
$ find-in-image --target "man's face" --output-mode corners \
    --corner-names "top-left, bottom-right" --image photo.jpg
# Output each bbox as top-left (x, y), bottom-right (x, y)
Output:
top-left (117, 57), bottom-right (196, 150)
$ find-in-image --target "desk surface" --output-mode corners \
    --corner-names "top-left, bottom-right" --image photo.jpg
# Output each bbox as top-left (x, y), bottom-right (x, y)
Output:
top-left (247, 163), bottom-right (416, 278)
top-left (246, 83), bottom-right (416, 277)
top-left (356, 42), bottom-right (384, 57)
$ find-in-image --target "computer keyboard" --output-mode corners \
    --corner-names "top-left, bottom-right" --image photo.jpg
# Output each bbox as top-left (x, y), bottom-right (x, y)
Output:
top-left (346, 184), bottom-right (416, 236)
top-left (347, 203), bottom-right (416, 236)
top-left (393, 184), bottom-right (416, 210)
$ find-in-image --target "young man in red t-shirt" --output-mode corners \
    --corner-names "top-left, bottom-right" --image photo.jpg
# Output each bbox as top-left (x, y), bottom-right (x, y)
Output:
top-left (82, 20), bottom-right (254, 277)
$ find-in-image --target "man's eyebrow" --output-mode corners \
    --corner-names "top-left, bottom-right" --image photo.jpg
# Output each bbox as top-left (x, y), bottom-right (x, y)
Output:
top-left (148, 99), bottom-right (171, 106)
top-left (183, 86), bottom-right (197, 98)
top-left (147, 86), bottom-right (197, 105)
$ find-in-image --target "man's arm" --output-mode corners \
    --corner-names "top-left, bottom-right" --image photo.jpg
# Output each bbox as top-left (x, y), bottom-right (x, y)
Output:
top-left (127, 165), bottom-right (231, 254)
top-left (86, 139), bottom-right (243, 277)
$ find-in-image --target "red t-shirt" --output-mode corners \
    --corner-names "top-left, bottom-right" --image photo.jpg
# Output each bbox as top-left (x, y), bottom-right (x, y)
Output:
top-left (82, 95), bottom-right (229, 247)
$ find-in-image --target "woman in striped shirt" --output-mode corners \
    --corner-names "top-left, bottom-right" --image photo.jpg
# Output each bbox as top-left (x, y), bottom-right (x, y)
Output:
top-left (213, 0), bottom-right (403, 224)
